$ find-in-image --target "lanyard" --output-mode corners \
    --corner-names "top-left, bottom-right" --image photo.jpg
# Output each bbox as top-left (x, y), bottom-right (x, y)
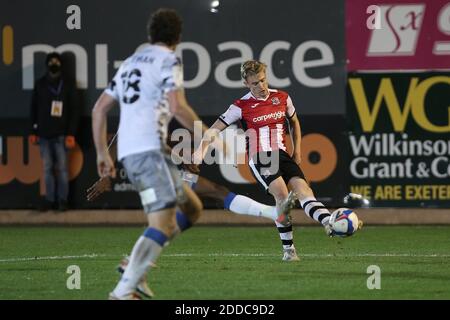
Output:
top-left (48, 80), bottom-right (63, 97)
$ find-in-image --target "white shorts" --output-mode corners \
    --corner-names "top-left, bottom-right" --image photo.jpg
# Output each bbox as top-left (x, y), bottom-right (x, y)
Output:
top-left (122, 150), bottom-right (185, 213)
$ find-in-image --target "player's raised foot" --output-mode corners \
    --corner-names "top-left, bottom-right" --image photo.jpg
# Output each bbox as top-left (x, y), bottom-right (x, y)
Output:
top-left (108, 291), bottom-right (142, 300)
top-left (282, 247), bottom-right (300, 262)
top-left (117, 256), bottom-right (155, 299)
top-left (276, 191), bottom-right (297, 226)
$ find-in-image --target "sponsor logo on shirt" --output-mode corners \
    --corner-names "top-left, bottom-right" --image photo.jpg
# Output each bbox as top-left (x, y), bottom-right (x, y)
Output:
top-left (252, 111), bottom-right (285, 123)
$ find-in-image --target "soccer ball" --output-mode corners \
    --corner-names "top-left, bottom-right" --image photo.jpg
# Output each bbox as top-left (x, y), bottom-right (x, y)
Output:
top-left (329, 208), bottom-right (360, 237)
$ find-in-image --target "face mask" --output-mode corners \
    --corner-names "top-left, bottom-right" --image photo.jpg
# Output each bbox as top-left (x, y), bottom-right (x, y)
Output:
top-left (48, 64), bottom-right (61, 74)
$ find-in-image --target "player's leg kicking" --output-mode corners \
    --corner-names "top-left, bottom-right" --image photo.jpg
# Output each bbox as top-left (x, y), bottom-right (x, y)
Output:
top-left (270, 150), bottom-right (363, 237)
top-left (287, 177), bottom-right (334, 235)
top-left (262, 150), bottom-right (335, 236)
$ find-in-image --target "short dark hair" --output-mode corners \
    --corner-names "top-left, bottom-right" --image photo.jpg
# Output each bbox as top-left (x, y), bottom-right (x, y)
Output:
top-left (147, 8), bottom-right (182, 46)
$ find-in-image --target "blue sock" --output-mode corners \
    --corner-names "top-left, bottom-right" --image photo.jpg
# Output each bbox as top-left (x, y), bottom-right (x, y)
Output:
top-left (176, 211), bottom-right (192, 231)
top-left (224, 192), bottom-right (237, 210)
top-left (143, 227), bottom-right (168, 246)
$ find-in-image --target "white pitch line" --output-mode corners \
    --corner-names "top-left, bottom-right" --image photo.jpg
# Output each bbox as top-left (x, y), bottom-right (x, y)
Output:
top-left (1, 252), bottom-right (450, 263)
top-left (0, 253), bottom-right (105, 263)
top-left (164, 253), bottom-right (450, 258)
top-left (330, 253), bottom-right (450, 258)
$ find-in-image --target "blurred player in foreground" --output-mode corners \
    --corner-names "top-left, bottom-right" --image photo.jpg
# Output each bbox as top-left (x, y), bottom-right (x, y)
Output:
top-left (92, 8), bottom-right (206, 300)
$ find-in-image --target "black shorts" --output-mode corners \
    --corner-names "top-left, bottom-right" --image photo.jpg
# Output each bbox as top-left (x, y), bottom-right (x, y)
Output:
top-left (248, 150), bottom-right (306, 191)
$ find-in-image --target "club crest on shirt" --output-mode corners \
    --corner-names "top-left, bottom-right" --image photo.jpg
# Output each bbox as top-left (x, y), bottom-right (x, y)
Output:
top-left (271, 97), bottom-right (280, 105)
top-left (261, 168), bottom-right (272, 178)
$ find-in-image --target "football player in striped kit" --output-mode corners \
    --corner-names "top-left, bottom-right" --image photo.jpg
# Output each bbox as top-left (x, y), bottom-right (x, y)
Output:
top-left (193, 60), bottom-right (349, 261)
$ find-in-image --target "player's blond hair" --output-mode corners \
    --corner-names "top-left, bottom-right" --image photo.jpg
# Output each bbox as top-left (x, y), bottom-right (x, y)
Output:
top-left (241, 60), bottom-right (267, 80)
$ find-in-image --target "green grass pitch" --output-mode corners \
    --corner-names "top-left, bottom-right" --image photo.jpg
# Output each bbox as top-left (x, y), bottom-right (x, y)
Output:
top-left (0, 225), bottom-right (449, 299)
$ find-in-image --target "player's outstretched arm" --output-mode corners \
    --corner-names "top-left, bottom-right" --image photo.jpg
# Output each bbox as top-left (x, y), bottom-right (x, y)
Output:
top-left (192, 119), bottom-right (227, 164)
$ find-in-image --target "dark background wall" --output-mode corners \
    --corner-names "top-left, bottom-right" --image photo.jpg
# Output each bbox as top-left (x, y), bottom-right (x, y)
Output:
top-left (1, 0), bottom-right (449, 208)
top-left (0, 0), bottom-right (345, 118)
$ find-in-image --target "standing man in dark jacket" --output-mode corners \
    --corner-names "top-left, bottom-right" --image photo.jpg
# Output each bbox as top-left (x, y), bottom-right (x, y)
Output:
top-left (29, 52), bottom-right (79, 211)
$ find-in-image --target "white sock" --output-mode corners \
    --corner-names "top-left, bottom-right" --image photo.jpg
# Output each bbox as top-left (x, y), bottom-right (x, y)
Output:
top-left (227, 194), bottom-right (276, 221)
top-left (113, 235), bottom-right (164, 297)
top-left (261, 206), bottom-right (279, 220)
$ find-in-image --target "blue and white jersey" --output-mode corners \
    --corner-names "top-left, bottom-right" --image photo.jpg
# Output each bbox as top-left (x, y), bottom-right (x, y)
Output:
top-left (105, 45), bottom-right (183, 160)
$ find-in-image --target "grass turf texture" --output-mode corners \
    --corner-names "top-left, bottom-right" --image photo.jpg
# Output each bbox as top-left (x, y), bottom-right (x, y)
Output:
top-left (0, 225), bottom-right (449, 299)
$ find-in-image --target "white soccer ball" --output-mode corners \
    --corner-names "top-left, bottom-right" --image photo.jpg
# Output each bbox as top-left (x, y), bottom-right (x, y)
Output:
top-left (329, 208), bottom-right (360, 237)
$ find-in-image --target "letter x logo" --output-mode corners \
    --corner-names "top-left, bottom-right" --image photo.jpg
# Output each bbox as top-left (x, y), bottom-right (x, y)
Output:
top-left (367, 4), bottom-right (425, 56)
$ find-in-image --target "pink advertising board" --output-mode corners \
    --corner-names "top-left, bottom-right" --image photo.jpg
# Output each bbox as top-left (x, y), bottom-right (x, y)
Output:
top-left (346, 0), bottom-right (450, 71)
